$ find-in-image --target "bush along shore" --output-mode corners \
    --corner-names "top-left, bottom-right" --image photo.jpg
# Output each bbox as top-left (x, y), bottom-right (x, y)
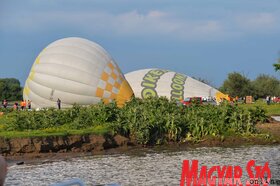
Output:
top-left (0, 97), bottom-right (279, 156)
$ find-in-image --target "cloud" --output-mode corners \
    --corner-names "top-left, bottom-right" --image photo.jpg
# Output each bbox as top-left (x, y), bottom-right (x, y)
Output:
top-left (110, 10), bottom-right (225, 41)
top-left (1, 7), bottom-right (279, 41)
top-left (235, 13), bottom-right (278, 32)
top-left (0, 9), bottom-right (224, 40)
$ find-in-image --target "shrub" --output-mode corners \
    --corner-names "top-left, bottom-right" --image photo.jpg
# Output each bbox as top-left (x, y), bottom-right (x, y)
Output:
top-left (2, 97), bottom-right (266, 144)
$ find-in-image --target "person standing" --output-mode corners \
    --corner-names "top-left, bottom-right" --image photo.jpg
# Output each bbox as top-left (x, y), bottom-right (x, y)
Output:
top-left (3, 100), bottom-right (7, 109)
top-left (23, 100), bottom-right (27, 109)
top-left (57, 98), bottom-right (61, 110)
top-left (0, 155), bottom-right (7, 186)
top-left (20, 100), bottom-right (24, 110)
top-left (28, 100), bottom-right (32, 110)
top-left (266, 96), bottom-right (269, 105)
top-left (13, 103), bottom-right (17, 110)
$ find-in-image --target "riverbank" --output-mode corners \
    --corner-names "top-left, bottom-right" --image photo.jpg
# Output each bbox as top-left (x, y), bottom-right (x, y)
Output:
top-left (2, 120), bottom-right (280, 162)
top-left (0, 98), bottom-right (278, 161)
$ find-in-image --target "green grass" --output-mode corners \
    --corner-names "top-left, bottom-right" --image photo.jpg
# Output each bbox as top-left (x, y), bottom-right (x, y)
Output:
top-left (0, 125), bottom-right (111, 138)
top-left (0, 107), bottom-right (112, 138)
top-left (238, 99), bottom-right (280, 116)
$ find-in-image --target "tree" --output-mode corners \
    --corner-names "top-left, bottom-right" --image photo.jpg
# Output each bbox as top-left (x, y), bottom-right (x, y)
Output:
top-left (273, 52), bottom-right (280, 71)
top-left (0, 78), bottom-right (22, 101)
top-left (273, 59), bottom-right (280, 71)
top-left (252, 74), bottom-right (280, 98)
top-left (219, 72), bottom-right (252, 97)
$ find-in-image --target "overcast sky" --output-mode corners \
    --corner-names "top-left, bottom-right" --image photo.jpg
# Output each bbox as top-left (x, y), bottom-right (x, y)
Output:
top-left (1, 0), bottom-right (280, 87)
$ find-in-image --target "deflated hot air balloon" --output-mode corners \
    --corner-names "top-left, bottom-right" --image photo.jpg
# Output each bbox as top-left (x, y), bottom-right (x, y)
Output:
top-left (23, 37), bottom-right (133, 108)
top-left (125, 69), bottom-right (227, 103)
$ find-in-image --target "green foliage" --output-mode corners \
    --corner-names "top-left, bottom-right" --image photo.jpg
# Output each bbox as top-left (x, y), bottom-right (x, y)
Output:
top-left (0, 78), bottom-right (22, 101)
top-left (273, 59), bottom-right (280, 71)
top-left (69, 102), bottom-right (120, 129)
top-left (219, 72), bottom-right (280, 99)
top-left (0, 125), bottom-right (110, 138)
top-left (238, 99), bottom-right (280, 116)
top-left (0, 107), bottom-right (14, 114)
top-left (219, 72), bottom-right (252, 97)
top-left (248, 106), bottom-right (268, 123)
top-left (252, 74), bottom-right (280, 98)
top-left (0, 97), bottom-right (266, 145)
top-left (113, 99), bottom-right (266, 144)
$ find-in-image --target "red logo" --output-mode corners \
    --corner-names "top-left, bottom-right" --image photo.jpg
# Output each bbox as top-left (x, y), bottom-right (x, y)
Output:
top-left (180, 160), bottom-right (271, 186)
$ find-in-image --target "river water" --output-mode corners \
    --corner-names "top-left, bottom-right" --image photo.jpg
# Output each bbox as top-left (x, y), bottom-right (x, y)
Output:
top-left (5, 145), bottom-right (280, 186)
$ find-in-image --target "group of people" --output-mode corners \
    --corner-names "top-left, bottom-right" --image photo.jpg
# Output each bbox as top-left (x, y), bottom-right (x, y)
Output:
top-left (20, 100), bottom-right (32, 110)
top-left (1, 99), bottom-right (32, 110)
top-left (11, 100), bottom-right (32, 111)
top-left (265, 95), bottom-right (280, 105)
top-left (1, 98), bottom-right (62, 110)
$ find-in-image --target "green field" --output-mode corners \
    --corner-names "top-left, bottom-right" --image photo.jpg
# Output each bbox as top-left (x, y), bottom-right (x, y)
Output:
top-left (0, 98), bottom-right (270, 144)
top-left (238, 99), bottom-right (280, 116)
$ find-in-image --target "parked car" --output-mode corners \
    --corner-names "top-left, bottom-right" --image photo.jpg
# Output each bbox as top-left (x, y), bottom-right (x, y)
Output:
top-left (273, 97), bottom-right (280, 103)
top-left (181, 97), bottom-right (202, 106)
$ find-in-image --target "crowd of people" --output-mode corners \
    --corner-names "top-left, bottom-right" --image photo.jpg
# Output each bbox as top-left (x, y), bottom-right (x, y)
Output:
top-left (1, 98), bottom-right (62, 110)
top-left (266, 95), bottom-right (280, 105)
top-left (1, 100), bottom-right (32, 111)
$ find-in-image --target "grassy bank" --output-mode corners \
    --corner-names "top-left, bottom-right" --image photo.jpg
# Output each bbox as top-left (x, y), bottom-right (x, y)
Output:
top-left (0, 125), bottom-right (110, 138)
top-left (0, 97), bottom-right (269, 145)
top-left (238, 99), bottom-right (280, 116)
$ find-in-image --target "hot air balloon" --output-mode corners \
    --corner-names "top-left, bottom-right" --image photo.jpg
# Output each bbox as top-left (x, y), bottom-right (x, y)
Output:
top-left (23, 37), bottom-right (133, 108)
top-left (125, 69), bottom-right (227, 103)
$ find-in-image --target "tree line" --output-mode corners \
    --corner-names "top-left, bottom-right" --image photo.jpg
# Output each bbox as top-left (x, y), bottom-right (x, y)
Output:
top-left (219, 72), bottom-right (280, 99)
top-left (0, 78), bottom-right (22, 101)
top-left (219, 61), bottom-right (280, 99)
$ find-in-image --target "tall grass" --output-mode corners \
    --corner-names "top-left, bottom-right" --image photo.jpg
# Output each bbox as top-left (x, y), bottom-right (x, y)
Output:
top-left (0, 97), bottom-right (267, 145)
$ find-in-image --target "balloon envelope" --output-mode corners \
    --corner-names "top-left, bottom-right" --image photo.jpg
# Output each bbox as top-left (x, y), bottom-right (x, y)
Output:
top-left (23, 37), bottom-right (133, 108)
top-left (125, 69), bottom-right (226, 102)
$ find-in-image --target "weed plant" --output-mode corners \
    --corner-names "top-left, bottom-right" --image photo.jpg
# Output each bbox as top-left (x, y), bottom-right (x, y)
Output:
top-left (0, 97), bottom-right (267, 145)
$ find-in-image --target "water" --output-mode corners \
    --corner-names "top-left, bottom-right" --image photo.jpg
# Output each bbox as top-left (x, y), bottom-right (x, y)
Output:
top-left (5, 145), bottom-right (280, 186)
top-left (272, 116), bottom-right (280, 122)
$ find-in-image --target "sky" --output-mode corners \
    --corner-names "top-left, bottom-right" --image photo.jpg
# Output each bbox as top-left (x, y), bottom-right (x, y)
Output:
top-left (0, 0), bottom-right (280, 88)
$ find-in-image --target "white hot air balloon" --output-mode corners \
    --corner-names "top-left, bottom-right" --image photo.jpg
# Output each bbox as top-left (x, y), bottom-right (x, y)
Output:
top-left (23, 37), bottom-right (133, 109)
top-left (125, 69), bottom-right (227, 102)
